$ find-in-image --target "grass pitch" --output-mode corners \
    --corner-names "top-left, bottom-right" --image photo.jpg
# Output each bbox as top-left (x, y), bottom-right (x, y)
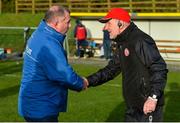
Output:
top-left (0, 60), bottom-right (179, 121)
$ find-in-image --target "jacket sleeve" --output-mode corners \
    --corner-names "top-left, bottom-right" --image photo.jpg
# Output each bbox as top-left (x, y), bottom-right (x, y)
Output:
top-left (40, 40), bottom-right (84, 92)
top-left (135, 37), bottom-right (168, 98)
top-left (87, 52), bottom-right (121, 87)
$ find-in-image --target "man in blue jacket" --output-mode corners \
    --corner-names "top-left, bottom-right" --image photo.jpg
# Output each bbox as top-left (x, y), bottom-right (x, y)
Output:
top-left (18, 6), bottom-right (88, 122)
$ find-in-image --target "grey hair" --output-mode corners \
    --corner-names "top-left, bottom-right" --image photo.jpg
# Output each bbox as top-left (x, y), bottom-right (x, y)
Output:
top-left (44, 5), bottom-right (70, 23)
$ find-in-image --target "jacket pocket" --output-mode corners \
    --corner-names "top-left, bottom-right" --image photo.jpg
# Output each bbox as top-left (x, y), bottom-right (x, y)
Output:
top-left (140, 77), bottom-right (148, 99)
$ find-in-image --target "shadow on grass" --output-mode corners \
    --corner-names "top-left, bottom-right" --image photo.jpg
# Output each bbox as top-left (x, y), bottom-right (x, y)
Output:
top-left (105, 82), bottom-right (180, 122)
top-left (106, 101), bottom-right (126, 122)
top-left (0, 62), bottom-right (22, 76)
top-left (0, 85), bottom-right (20, 98)
top-left (164, 82), bottom-right (180, 121)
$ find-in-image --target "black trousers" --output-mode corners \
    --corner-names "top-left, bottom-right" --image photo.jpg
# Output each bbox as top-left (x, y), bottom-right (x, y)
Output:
top-left (125, 106), bottom-right (163, 122)
top-left (24, 115), bottom-right (58, 122)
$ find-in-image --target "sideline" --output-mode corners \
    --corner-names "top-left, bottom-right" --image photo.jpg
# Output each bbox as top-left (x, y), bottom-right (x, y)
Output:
top-left (68, 57), bottom-right (180, 71)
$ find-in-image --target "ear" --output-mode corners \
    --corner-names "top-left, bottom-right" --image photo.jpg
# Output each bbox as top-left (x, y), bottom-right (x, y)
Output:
top-left (49, 19), bottom-right (59, 30)
top-left (118, 21), bottom-right (122, 28)
top-left (54, 19), bottom-right (59, 26)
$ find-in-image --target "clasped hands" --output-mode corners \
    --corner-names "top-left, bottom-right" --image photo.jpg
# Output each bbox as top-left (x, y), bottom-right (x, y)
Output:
top-left (82, 77), bottom-right (89, 90)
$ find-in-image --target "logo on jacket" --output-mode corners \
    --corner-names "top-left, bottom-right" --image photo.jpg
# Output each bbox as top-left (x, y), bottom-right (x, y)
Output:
top-left (25, 46), bottom-right (32, 55)
top-left (124, 48), bottom-right (130, 56)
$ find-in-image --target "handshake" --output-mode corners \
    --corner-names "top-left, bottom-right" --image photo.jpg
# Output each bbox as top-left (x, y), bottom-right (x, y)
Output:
top-left (82, 77), bottom-right (89, 90)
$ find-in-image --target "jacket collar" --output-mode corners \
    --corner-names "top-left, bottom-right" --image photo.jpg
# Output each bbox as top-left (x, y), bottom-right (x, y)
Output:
top-left (37, 20), bottom-right (66, 44)
top-left (113, 22), bottom-right (136, 43)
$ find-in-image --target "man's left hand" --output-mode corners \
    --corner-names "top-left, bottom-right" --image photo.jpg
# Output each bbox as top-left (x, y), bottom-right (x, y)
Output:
top-left (143, 97), bottom-right (157, 115)
top-left (82, 77), bottom-right (89, 90)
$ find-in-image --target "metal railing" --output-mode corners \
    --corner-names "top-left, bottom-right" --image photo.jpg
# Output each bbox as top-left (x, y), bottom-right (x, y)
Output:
top-left (0, 26), bottom-right (179, 61)
top-left (0, 26), bottom-right (70, 57)
top-left (15, 0), bottom-right (180, 14)
top-left (87, 38), bottom-right (180, 61)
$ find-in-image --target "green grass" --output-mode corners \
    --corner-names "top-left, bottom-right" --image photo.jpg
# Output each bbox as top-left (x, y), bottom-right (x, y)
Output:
top-left (0, 13), bottom-right (76, 53)
top-left (0, 13), bottom-right (43, 52)
top-left (0, 60), bottom-right (179, 121)
top-left (0, 13), bottom-right (44, 26)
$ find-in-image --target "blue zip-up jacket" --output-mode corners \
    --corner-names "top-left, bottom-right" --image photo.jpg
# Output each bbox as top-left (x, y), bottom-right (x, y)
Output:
top-left (18, 20), bottom-right (84, 118)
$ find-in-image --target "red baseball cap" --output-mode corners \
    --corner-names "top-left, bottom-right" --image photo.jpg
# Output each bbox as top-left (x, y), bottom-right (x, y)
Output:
top-left (99, 8), bottom-right (130, 23)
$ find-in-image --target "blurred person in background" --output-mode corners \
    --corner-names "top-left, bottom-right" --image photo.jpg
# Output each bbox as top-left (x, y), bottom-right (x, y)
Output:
top-left (18, 5), bottom-right (88, 122)
top-left (74, 19), bottom-right (88, 58)
top-left (103, 28), bottom-right (111, 60)
top-left (85, 8), bottom-right (168, 122)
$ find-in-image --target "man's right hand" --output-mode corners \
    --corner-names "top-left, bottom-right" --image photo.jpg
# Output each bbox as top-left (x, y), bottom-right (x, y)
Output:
top-left (82, 77), bottom-right (89, 90)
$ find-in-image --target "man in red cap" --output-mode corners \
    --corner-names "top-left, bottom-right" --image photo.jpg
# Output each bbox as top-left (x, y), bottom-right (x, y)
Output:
top-left (85, 8), bottom-right (168, 121)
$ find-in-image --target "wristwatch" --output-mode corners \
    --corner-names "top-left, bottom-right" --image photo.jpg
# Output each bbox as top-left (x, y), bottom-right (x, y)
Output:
top-left (152, 94), bottom-right (157, 99)
top-left (148, 94), bottom-right (158, 101)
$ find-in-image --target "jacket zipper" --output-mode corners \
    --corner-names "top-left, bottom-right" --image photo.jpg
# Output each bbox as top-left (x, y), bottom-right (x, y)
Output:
top-left (119, 45), bottom-right (123, 65)
top-left (141, 77), bottom-right (147, 97)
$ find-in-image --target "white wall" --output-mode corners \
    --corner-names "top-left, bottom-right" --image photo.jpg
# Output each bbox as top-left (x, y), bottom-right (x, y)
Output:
top-left (82, 20), bottom-right (180, 42)
top-left (150, 21), bottom-right (180, 40)
top-left (133, 21), bottom-right (150, 35)
top-left (82, 20), bottom-right (104, 39)
top-left (81, 20), bottom-right (180, 59)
